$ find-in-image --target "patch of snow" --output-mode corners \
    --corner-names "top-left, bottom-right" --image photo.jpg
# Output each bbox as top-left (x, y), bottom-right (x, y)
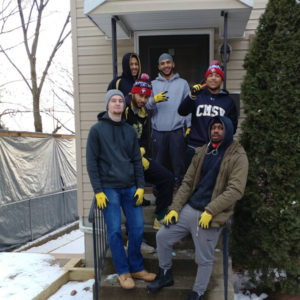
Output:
top-left (0, 252), bottom-right (64, 300)
top-left (48, 279), bottom-right (93, 300)
top-left (23, 229), bottom-right (83, 254)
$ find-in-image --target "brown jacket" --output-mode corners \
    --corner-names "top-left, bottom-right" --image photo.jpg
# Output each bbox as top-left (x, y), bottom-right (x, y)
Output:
top-left (170, 141), bottom-right (249, 227)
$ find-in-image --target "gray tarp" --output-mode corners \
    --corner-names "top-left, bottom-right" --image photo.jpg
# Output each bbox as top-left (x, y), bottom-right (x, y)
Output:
top-left (0, 135), bottom-right (78, 251)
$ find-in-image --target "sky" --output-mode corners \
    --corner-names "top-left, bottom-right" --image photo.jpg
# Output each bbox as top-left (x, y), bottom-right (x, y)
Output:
top-left (0, 227), bottom-right (269, 300)
top-left (0, 0), bottom-right (73, 134)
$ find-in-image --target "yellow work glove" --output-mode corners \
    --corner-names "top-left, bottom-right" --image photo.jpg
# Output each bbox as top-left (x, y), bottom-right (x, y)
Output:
top-left (185, 127), bottom-right (191, 137)
top-left (142, 157), bottom-right (150, 171)
top-left (95, 192), bottom-right (109, 210)
top-left (140, 147), bottom-right (146, 157)
top-left (154, 91), bottom-right (168, 103)
top-left (133, 188), bottom-right (144, 206)
top-left (199, 211), bottom-right (213, 229)
top-left (190, 83), bottom-right (206, 98)
top-left (163, 210), bottom-right (178, 227)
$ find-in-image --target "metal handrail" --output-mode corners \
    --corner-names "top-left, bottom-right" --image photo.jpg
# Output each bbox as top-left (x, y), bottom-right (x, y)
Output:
top-left (88, 198), bottom-right (109, 300)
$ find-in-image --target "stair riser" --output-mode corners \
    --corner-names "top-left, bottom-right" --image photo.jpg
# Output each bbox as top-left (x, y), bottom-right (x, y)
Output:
top-left (102, 256), bottom-right (197, 276)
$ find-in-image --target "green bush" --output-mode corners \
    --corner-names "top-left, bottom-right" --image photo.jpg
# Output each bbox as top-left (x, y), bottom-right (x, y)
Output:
top-left (231, 0), bottom-right (300, 294)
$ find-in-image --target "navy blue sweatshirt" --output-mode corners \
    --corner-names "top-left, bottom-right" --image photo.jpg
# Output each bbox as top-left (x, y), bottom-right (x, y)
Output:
top-left (86, 112), bottom-right (144, 194)
top-left (107, 53), bottom-right (141, 97)
top-left (178, 87), bottom-right (237, 147)
top-left (188, 116), bottom-right (233, 211)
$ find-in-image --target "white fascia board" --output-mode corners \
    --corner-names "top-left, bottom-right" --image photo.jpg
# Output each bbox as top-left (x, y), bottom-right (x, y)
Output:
top-left (238, 0), bottom-right (253, 8)
top-left (84, 0), bottom-right (107, 15)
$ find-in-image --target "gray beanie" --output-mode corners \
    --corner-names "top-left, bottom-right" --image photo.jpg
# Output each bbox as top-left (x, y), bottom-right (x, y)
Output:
top-left (105, 89), bottom-right (125, 110)
top-left (158, 53), bottom-right (173, 64)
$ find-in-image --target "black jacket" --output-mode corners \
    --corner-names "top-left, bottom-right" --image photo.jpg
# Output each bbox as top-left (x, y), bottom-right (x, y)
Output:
top-left (107, 53), bottom-right (141, 96)
top-left (124, 98), bottom-right (150, 152)
top-left (86, 112), bottom-right (144, 193)
top-left (178, 87), bottom-right (238, 147)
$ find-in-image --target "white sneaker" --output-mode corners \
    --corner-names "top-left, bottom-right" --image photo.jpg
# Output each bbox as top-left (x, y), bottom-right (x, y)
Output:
top-left (126, 240), bottom-right (155, 254)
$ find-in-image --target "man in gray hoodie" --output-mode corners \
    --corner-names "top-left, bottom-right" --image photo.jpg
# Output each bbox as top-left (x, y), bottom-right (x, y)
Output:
top-left (146, 53), bottom-right (191, 188)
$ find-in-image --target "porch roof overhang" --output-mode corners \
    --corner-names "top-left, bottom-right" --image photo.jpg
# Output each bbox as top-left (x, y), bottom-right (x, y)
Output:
top-left (84, 0), bottom-right (253, 39)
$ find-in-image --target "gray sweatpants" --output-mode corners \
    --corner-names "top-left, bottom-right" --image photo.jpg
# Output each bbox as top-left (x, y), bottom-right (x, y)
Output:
top-left (156, 204), bottom-right (222, 295)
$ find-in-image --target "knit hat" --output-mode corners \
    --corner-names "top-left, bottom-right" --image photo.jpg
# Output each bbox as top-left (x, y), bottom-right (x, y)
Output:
top-left (131, 73), bottom-right (152, 96)
top-left (158, 53), bottom-right (173, 64)
top-left (205, 60), bottom-right (224, 81)
top-left (105, 89), bottom-right (125, 110)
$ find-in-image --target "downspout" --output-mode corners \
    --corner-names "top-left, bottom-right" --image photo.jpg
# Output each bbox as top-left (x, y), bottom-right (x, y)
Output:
top-left (221, 11), bottom-right (228, 90)
top-left (111, 16), bottom-right (118, 78)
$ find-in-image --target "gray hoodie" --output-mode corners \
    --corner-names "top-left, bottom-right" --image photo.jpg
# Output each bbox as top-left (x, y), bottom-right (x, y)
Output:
top-left (146, 73), bottom-right (191, 131)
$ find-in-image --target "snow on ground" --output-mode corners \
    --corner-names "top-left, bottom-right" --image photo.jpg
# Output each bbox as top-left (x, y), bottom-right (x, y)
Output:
top-left (0, 229), bottom-right (268, 300)
top-left (22, 229), bottom-right (84, 254)
top-left (0, 252), bottom-right (64, 300)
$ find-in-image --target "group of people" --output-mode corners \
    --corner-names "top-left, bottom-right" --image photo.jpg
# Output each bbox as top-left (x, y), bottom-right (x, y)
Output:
top-left (86, 51), bottom-right (249, 300)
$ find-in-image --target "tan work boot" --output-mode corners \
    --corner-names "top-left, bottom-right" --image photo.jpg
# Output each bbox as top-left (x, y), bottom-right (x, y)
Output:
top-left (117, 273), bottom-right (135, 289)
top-left (131, 269), bottom-right (156, 282)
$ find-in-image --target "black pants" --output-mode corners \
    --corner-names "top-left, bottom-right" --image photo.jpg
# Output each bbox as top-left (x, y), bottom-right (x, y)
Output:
top-left (152, 128), bottom-right (185, 188)
top-left (145, 159), bottom-right (174, 214)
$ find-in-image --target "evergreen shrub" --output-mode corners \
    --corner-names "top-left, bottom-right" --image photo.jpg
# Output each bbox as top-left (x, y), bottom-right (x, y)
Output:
top-left (231, 0), bottom-right (300, 294)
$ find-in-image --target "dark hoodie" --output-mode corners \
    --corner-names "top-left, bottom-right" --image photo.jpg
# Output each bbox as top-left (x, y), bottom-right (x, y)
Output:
top-left (178, 87), bottom-right (237, 147)
top-left (107, 53), bottom-right (141, 97)
top-left (188, 116), bottom-right (233, 211)
top-left (86, 111), bottom-right (144, 194)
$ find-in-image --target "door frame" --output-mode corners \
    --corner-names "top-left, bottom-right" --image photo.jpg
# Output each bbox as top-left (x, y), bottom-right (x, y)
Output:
top-left (134, 29), bottom-right (214, 63)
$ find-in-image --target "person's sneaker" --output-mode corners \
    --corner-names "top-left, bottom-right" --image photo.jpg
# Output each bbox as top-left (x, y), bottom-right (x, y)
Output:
top-left (131, 270), bottom-right (156, 282)
top-left (126, 240), bottom-right (155, 254)
top-left (153, 217), bottom-right (164, 230)
top-left (187, 290), bottom-right (204, 300)
top-left (146, 267), bottom-right (174, 293)
top-left (141, 241), bottom-right (155, 254)
top-left (117, 273), bottom-right (135, 289)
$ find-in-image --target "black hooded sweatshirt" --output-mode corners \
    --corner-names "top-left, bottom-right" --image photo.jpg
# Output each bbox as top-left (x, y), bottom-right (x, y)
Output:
top-left (188, 116), bottom-right (234, 211)
top-left (107, 53), bottom-right (141, 97)
top-left (86, 112), bottom-right (144, 194)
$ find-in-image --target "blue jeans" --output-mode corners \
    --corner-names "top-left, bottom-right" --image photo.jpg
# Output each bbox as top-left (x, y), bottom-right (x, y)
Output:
top-left (102, 186), bottom-right (144, 275)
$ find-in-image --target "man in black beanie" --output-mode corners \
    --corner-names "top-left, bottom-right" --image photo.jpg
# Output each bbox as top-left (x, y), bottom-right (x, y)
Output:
top-left (147, 116), bottom-right (248, 300)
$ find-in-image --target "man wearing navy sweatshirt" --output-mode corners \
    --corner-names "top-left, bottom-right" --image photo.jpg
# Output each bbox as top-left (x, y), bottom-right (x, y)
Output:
top-left (178, 60), bottom-right (238, 169)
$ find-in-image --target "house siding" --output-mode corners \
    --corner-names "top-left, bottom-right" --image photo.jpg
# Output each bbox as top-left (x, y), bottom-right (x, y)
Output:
top-left (71, 0), bottom-right (268, 218)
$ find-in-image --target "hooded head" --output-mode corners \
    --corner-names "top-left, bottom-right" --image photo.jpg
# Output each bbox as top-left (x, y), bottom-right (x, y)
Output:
top-left (105, 89), bottom-right (125, 111)
top-left (208, 116), bottom-right (233, 149)
top-left (205, 60), bottom-right (224, 81)
top-left (121, 53), bottom-right (141, 80)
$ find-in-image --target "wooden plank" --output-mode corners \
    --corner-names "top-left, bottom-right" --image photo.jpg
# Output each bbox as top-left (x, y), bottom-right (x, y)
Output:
top-left (33, 271), bottom-right (69, 300)
top-left (0, 131), bottom-right (75, 138)
top-left (68, 267), bottom-right (94, 281)
top-left (63, 258), bottom-right (83, 269)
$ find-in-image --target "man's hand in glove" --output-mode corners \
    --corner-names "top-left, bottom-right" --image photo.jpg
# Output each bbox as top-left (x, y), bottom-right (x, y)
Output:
top-left (142, 157), bottom-right (150, 171)
top-left (154, 91), bottom-right (168, 103)
top-left (185, 127), bottom-right (191, 137)
top-left (163, 210), bottom-right (178, 227)
top-left (190, 83), bottom-right (206, 98)
top-left (133, 188), bottom-right (144, 206)
top-left (199, 211), bottom-right (213, 229)
top-left (95, 192), bottom-right (109, 210)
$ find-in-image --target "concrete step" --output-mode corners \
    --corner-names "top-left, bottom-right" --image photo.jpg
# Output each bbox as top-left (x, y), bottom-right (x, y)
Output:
top-left (97, 274), bottom-right (194, 300)
top-left (102, 249), bottom-right (197, 276)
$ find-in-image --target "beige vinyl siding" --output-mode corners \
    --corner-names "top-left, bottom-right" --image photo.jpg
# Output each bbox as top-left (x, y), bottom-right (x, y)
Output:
top-left (72, 0), bottom-right (268, 217)
top-left (71, 0), bottom-right (135, 217)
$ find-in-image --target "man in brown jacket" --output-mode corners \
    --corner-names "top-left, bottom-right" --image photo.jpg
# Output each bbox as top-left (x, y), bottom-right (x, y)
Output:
top-left (147, 116), bottom-right (248, 300)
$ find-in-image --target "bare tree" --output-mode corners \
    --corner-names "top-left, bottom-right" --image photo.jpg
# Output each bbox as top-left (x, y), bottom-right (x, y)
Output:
top-left (0, 0), bottom-right (71, 132)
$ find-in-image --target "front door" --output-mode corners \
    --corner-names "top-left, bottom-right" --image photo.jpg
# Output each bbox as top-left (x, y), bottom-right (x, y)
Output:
top-left (139, 34), bottom-right (210, 85)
